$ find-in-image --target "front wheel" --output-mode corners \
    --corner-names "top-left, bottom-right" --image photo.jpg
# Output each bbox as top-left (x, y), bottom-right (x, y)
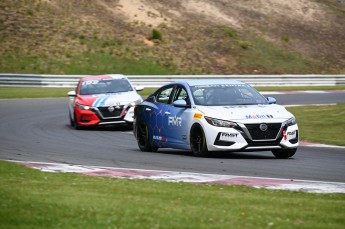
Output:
top-left (69, 111), bottom-right (74, 127)
top-left (136, 122), bottom-right (158, 152)
top-left (73, 112), bottom-right (82, 130)
top-left (272, 148), bottom-right (297, 159)
top-left (190, 125), bottom-right (209, 157)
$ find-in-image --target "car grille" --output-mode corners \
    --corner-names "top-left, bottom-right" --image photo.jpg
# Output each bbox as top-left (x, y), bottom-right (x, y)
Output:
top-left (244, 123), bottom-right (282, 140)
top-left (98, 106), bottom-right (124, 118)
top-left (246, 139), bottom-right (282, 147)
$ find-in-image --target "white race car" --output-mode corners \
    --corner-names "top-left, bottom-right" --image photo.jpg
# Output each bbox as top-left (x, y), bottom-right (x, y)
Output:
top-left (134, 80), bottom-right (299, 158)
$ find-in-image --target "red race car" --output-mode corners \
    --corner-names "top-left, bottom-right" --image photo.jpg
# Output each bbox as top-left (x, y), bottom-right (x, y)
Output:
top-left (68, 74), bottom-right (143, 129)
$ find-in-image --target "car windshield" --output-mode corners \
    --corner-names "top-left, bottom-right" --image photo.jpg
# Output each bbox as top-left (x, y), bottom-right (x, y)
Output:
top-left (80, 78), bottom-right (133, 95)
top-left (190, 84), bottom-right (269, 106)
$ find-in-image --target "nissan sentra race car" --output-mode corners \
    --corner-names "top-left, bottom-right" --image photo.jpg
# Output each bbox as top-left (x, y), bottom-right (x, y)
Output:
top-left (68, 74), bottom-right (143, 129)
top-left (134, 80), bottom-right (299, 158)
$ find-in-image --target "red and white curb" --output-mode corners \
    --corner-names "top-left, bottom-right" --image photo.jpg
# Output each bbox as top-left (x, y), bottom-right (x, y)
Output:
top-left (12, 160), bottom-right (345, 194)
top-left (300, 141), bottom-right (345, 149)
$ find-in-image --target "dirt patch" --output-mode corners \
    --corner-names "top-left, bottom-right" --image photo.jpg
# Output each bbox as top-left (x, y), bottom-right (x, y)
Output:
top-left (141, 36), bottom-right (155, 46)
top-left (183, 1), bottom-right (242, 28)
top-left (118, 0), bottom-right (171, 27)
top-left (242, 0), bottom-right (327, 24)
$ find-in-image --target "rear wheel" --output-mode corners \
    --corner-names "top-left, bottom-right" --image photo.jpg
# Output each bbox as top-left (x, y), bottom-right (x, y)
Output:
top-left (190, 125), bottom-right (209, 157)
top-left (136, 122), bottom-right (158, 152)
top-left (272, 148), bottom-right (297, 159)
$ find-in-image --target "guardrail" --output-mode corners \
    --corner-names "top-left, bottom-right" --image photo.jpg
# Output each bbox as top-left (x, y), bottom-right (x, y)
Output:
top-left (0, 74), bottom-right (344, 88)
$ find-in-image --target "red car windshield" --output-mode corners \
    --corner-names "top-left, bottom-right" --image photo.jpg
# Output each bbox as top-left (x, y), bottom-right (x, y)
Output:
top-left (79, 79), bottom-right (133, 95)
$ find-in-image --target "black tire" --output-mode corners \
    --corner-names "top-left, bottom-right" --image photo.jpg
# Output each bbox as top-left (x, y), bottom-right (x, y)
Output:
top-left (136, 122), bottom-right (158, 152)
top-left (272, 148), bottom-right (297, 159)
top-left (69, 112), bottom-right (74, 127)
top-left (73, 112), bottom-right (82, 130)
top-left (126, 123), bottom-right (134, 129)
top-left (190, 125), bottom-right (209, 157)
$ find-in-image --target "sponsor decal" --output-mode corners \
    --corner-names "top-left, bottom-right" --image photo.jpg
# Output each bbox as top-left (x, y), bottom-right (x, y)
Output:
top-left (219, 132), bottom-right (238, 141)
top-left (193, 112), bottom-right (203, 119)
top-left (82, 80), bottom-right (99, 85)
top-left (153, 135), bottom-right (165, 141)
top-left (245, 114), bottom-right (274, 119)
top-left (168, 116), bottom-right (182, 126)
top-left (224, 106), bottom-right (248, 109)
top-left (92, 96), bottom-right (122, 107)
top-left (287, 130), bottom-right (297, 138)
top-left (288, 130), bottom-right (296, 135)
top-left (283, 130), bottom-right (297, 140)
top-left (193, 84), bottom-right (244, 88)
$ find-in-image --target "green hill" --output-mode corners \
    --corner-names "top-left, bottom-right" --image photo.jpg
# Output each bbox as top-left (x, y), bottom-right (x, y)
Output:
top-left (1, 0), bottom-right (345, 74)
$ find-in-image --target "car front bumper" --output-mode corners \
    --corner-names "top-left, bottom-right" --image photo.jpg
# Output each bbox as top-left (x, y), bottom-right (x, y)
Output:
top-left (203, 122), bottom-right (299, 152)
top-left (75, 106), bottom-right (135, 126)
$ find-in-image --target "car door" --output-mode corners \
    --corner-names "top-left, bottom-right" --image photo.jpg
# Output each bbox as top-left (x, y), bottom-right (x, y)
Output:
top-left (146, 85), bottom-right (175, 148)
top-left (163, 85), bottom-right (193, 149)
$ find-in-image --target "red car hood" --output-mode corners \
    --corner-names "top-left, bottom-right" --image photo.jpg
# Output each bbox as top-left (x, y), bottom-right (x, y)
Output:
top-left (77, 92), bottom-right (141, 107)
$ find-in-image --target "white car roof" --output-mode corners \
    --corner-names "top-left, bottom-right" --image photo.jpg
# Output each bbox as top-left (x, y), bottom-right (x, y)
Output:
top-left (184, 79), bottom-right (246, 86)
top-left (105, 74), bottom-right (127, 79)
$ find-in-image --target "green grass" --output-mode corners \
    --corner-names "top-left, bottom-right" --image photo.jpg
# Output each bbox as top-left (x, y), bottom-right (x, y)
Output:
top-left (0, 51), bottom-right (175, 75)
top-left (238, 36), bottom-right (316, 74)
top-left (1, 160), bottom-right (344, 229)
top-left (0, 87), bottom-right (157, 98)
top-left (286, 103), bottom-right (345, 146)
top-left (0, 87), bottom-right (74, 99)
top-left (1, 86), bottom-right (344, 99)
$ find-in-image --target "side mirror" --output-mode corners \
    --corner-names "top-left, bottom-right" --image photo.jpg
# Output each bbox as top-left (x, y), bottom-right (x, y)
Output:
top-left (267, 97), bottom-right (276, 104)
top-left (134, 86), bottom-right (144, 91)
top-left (68, 91), bottom-right (76, 97)
top-left (173, 99), bottom-right (189, 108)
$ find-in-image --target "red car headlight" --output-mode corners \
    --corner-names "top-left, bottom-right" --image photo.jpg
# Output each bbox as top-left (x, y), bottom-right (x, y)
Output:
top-left (76, 103), bottom-right (91, 110)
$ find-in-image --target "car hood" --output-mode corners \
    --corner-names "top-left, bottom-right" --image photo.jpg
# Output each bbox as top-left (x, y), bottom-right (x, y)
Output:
top-left (196, 104), bottom-right (293, 122)
top-left (77, 91), bottom-right (142, 107)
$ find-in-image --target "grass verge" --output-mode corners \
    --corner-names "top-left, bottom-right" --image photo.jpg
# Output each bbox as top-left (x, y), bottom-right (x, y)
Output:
top-left (0, 87), bottom-right (74, 99)
top-left (1, 160), bottom-right (344, 229)
top-left (1, 86), bottom-right (344, 99)
top-left (237, 36), bottom-right (317, 74)
top-left (286, 103), bottom-right (345, 146)
top-left (0, 51), bottom-right (176, 75)
top-left (0, 87), bottom-right (155, 98)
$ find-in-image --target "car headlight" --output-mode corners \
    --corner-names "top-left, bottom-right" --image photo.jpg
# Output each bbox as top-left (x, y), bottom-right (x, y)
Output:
top-left (129, 98), bottom-right (143, 107)
top-left (77, 103), bottom-right (91, 110)
top-left (287, 117), bottom-right (297, 126)
top-left (204, 116), bottom-right (237, 128)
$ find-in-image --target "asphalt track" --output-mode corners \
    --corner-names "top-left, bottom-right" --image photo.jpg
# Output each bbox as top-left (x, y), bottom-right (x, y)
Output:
top-left (0, 91), bottom-right (344, 183)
